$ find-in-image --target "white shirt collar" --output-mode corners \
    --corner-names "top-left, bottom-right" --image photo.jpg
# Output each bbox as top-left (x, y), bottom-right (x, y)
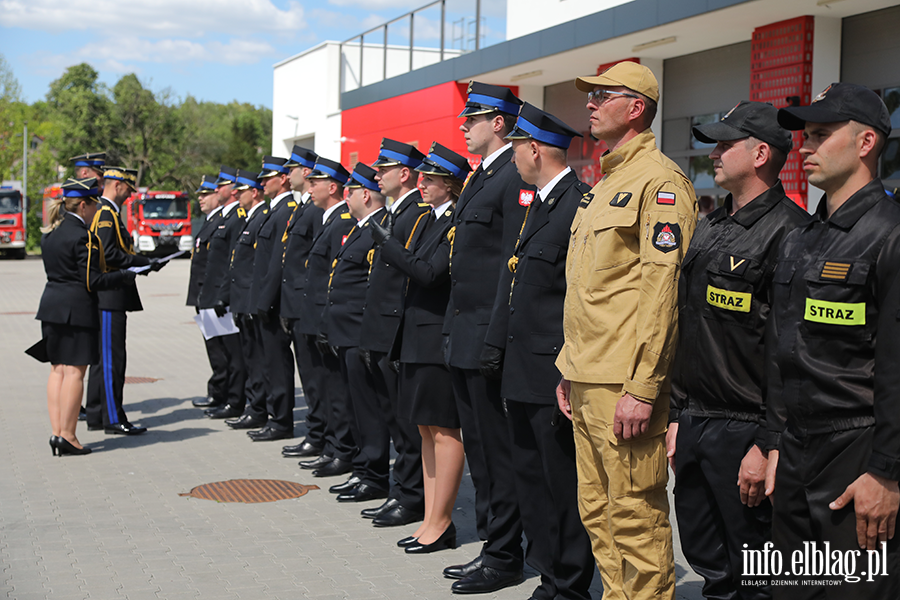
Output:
top-left (101, 196), bottom-right (119, 213)
top-left (69, 212), bottom-right (85, 225)
top-left (433, 200), bottom-right (452, 218)
top-left (357, 208), bottom-right (381, 228)
top-left (389, 188), bottom-right (417, 213)
top-left (322, 200), bottom-right (346, 224)
top-left (222, 200), bottom-right (239, 216)
top-left (481, 143), bottom-right (511, 170)
top-left (270, 190), bottom-right (292, 210)
top-left (206, 205), bottom-right (223, 220)
top-left (300, 191), bottom-right (311, 205)
top-left (537, 167), bottom-right (572, 202)
top-left (247, 201), bottom-right (265, 218)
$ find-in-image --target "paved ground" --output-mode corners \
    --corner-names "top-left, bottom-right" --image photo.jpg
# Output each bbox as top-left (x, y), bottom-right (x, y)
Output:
top-left (0, 256), bottom-right (704, 600)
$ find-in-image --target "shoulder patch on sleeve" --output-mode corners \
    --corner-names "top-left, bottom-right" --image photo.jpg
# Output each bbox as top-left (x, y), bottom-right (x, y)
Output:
top-left (97, 221), bottom-right (113, 228)
top-left (579, 192), bottom-right (594, 207)
top-left (657, 191), bottom-right (676, 205)
top-left (652, 222), bottom-right (681, 253)
top-left (609, 192), bottom-right (632, 207)
top-left (519, 190), bottom-right (535, 206)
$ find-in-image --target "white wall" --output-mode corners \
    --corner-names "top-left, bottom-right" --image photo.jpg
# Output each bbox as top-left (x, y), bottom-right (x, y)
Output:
top-left (506, 0), bottom-right (635, 40)
top-left (806, 16), bottom-right (842, 214)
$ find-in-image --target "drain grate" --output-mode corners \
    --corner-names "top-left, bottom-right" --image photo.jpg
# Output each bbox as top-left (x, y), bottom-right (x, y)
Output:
top-left (179, 479), bottom-right (318, 503)
top-left (124, 376), bottom-right (161, 384)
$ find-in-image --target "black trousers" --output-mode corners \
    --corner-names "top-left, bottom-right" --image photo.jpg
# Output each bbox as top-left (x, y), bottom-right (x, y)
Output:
top-left (372, 351), bottom-right (424, 512)
top-left (204, 335), bottom-right (228, 402)
top-left (450, 367), bottom-right (523, 572)
top-left (258, 315), bottom-right (295, 433)
top-left (772, 426), bottom-right (900, 599)
top-left (86, 310), bottom-right (128, 427)
top-left (319, 344), bottom-right (355, 461)
top-left (240, 315), bottom-right (267, 421)
top-left (507, 400), bottom-right (594, 600)
top-left (290, 323), bottom-right (327, 449)
top-left (674, 415), bottom-right (772, 600)
top-left (219, 332), bottom-right (246, 408)
top-left (339, 346), bottom-right (390, 493)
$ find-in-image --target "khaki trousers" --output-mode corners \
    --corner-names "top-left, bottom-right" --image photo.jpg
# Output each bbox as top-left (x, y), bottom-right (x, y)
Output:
top-left (570, 382), bottom-right (674, 600)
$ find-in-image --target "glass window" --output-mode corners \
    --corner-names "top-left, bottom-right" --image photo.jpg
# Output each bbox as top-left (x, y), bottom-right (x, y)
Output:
top-left (688, 155), bottom-right (716, 189)
top-left (882, 138), bottom-right (900, 182)
top-left (883, 87), bottom-right (900, 131)
top-left (690, 113), bottom-right (719, 150)
top-left (142, 199), bottom-right (188, 219)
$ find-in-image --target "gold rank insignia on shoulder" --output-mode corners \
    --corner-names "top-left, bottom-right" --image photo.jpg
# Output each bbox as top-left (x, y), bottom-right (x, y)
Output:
top-left (418, 203), bottom-right (429, 207)
top-left (341, 213), bottom-right (351, 219)
top-left (721, 255), bottom-right (749, 277)
top-left (444, 210), bottom-right (452, 217)
top-left (821, 261), bottom-right (851, 281)
top-left (98, 221), bottom-right (113, 228)
top-left (580, 193), bottom-right (594, 207)
top-left (609, 192), bottom-right (631, 207)
top-left (237, 208), bottom-right (246, 217)
top-left (288, 201), bottom-right (296, 207)
top-left (507, 255), bottom-right (518, 273)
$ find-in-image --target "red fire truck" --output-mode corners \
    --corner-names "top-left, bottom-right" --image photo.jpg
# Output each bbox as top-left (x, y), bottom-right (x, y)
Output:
top-left (123, 190), bottom-right (193, 256)
top-left (0, 183), bottom-right (27, 259)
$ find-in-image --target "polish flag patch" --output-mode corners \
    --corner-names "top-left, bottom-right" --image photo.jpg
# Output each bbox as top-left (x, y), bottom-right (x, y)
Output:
top-left (342, 235), bottom-right (349, 245)
top-left (657, 191), bottom-right (676, 205)
top-left (519, 190), bottom-right (535, 206)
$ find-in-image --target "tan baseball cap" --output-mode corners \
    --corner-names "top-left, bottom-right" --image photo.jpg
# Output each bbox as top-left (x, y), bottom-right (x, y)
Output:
top-left (575, 61), bottom-right (659, 103)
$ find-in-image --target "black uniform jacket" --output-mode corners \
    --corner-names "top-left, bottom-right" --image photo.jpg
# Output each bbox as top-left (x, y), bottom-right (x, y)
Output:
top-left (381, 206), bottom-right (454, 365)
top-left (279, 197), bottom-right (324, 320)
top-left (297, 204), bottom-right (355, 336)
top-left (186, 209), bottom-right (222, 306)
top-left (670, 182), bottom-right (808, 446)
top-left (443, 147), bottom-right (535, 369)
top-left (251, 193), bottom-right (295, 315)
top-left (766, 179), bottom-right (900, 481)
top-left (198, 203), bottom-right (245, 309)
top-left (37, 213), bottom-right (133, 328)
top-left (229, 203), bottom-right (269, 315)
top-left (359, 191), bottom-right (432, 353)
top-left (91, 197), bottom-right (150, 312)
top-left (501, 170), bottom-right (590, 404)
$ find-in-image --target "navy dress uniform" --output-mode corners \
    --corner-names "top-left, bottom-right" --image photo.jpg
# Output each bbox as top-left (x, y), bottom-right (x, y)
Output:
top-left (298, 158), bottom-right (357, 476)
top-left (500, 104), bottom-right (595, 600)
top-left (360, 139), bottom-right (433, 523)
top-left (70, 152), bottom-right (106, 183)
top-left (766, 85), bottom-right (900, 598)
top-left (224, 170), bottom-right (270, 430)
top-left (198, 167), bottom-right (247, 418)
top-left (278, 147), bottom-right (327, 454)
top-left (670, 102), bottom-right (807, 600)
top-left (85, 167), bottom-right (151, 434)
top-left (249, 156), bottom-right (296, 441)
top-left (443, 82), bottom-right (532, 580)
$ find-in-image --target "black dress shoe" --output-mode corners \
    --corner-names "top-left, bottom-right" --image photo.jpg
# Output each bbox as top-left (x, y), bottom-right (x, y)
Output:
top-left (444, 555), bottom-right (484, 580)
top-left (300, 454), bottom-right (333, 470)
top-left (450, 566), bottom-right (523, 594)
top-left (193, 396), bottom-right (225, 408)
top-left (104, 422), bottom-right (147, 435)
top-left (248, 427), bottom-right (293, 442)
top-left (225, 414), bottom-right (266, 429)
top-left (361, 497), bottom-right (399, 518)
top-left (312, 457), bottom-right (353, 477)
top-left (373, 504), bottom-right (425, 527)
top-left (282, 440), bottom-right (323, 457)
top-left (54, 436), bottom-right (92, 456)
top-left (405, 522), bottom-right (456, 554)
top-left (205, 404), bottom-right (244, 419)
top-left (329, 476), bottom-right (361, 494)
top-left (397, 535), bottom-right (419, 548)
top-left (78, 407), bottom-right (86, 421)
top-left (336, 483), bottom-right (388, 503)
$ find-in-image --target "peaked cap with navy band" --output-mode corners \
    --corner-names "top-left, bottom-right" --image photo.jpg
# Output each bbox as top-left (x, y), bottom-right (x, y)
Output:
top-left (459, 81), bottom-right (523, 118)
top-left (346, 163), bottom-right (381, 192)
top-left (69, 152), bottom-right (106, 168)
top-left (196, 175), bottom-right (218, 194)
top-left (372, 138), bottom-right (425, 169)
top-left (306, 157), bottom-right (351, 186)
top-left (505, 102), bottom-right (583, 149)
top-left (416, 142), bottom-right (472, 181)
top-left (259, 156), bottom-right (290, 179)
top-left (103, 167), bottom-right (138, 189)
top-left (285, 145), bottom-right (318, 169)
top-left (234, 168), bottom-right (263, 191)
top-left (216, 166), bottom-right (238, 187)
top-left (61, 177), bottom-right (101, 199)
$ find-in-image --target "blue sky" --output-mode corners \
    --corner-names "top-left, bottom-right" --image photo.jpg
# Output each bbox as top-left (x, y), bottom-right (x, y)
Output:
top-left (1, 0), bottom-right (506, 109)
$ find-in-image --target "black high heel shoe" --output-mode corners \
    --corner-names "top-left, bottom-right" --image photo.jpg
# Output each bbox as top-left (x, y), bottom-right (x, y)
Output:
top-left (49, 435), bottom-right (59, 456)
top-left (397, 535), bottom-right (419, 548)
top-left (404, 522), bottom-right (457, 554)
top-left (55, 437), bottom-right (92, 456)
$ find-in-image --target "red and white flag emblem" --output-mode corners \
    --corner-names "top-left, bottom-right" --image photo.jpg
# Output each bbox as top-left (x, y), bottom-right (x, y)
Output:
top-left (519, 190), bottom-right (535, 206)
top-left (657, 191), bottom-right (676, 205)
top-left (341, 235), bottom-right (349, 245)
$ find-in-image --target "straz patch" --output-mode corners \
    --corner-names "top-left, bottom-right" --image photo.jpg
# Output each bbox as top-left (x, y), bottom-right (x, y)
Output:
top-left (519, 190), bottom-right (535, 207)
top-left (652, 222), bottom-right (681, 253)
top-left (721, 255), bottom-right (749, 276)
top-left (580, 193), bottom-right (594, 207)
top-left (707, 285), bottom-right (751, 313)
top-left (609, 192), bottom-right (632, 207)
top-left (805, 299), bottom-right (865, 325)
top-left (820, 261), bottom-right (851, 281)
top-left (657, 191), bottom-right (676, 205)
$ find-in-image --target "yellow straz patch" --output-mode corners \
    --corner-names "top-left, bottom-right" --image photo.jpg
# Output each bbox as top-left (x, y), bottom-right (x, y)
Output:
top-left (804, 299), bottom-right (865, 325)
top-left (97, 221), bottom-right (113, 228)
top-left (706, 285), bottom-right (751, 313)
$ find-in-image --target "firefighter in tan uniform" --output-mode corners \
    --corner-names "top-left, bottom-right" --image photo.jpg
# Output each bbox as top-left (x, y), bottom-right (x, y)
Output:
top-left (555, 61), bottom-right (697, 600)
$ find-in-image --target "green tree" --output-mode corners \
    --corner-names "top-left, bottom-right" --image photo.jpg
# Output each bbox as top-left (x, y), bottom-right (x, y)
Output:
top-left (46, 63), bottom-right (113, 172)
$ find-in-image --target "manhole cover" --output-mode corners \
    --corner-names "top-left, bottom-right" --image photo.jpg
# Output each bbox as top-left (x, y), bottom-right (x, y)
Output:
top-left (124, 376), bottom-right (161, 384)
top-left (180, 479), bottom-right (318, 503)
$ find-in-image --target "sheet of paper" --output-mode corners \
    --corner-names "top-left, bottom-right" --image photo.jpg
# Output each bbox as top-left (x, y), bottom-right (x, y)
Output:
top-left (194, 308), bottom-right (240, 340)
top-left (127, 251), bottom-right (187, 273)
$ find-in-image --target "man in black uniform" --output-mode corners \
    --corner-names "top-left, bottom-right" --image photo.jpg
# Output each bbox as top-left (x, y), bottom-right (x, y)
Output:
top-left (279, 146), bottom-right (328, 458)
top-left (359, 139), bottom-right (431, 526)
top-left (442, 82), bottom-right (532, 594)
top-left (187, 175), bottom-right (228, 408)
top-left (664, 101), bottom-right (805, 600)
top-left (86, 166), bottom-right (160, 435)
top-left (299, 158), bottom-right (357, 479)
top-left (70, 152), bottom-right (106, 185)
top-left (502, 103), bottom-right (595, 600)
top-left (224, 169), bottom-right (270, 431)
top-left (247, 156), bottom-right (296, 442)
top-left (199, 167), bottom-right (247, 419)
top-left (764, 83), bottom-right (900, 598)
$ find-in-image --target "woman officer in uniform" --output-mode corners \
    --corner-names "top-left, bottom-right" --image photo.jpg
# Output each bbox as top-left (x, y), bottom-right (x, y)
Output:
top-left (36, 177), bottom-right (135, 456)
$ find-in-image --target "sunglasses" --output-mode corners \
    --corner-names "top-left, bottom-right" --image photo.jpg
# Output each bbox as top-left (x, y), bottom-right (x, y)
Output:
top-left (587, 89), bottom-right (638, 105)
